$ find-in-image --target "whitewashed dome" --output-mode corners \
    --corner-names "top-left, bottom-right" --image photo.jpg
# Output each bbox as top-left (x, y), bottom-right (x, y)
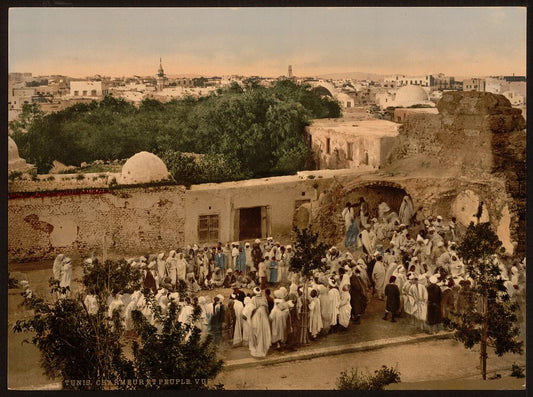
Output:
top-left (393, 85), bottom-right (433, 107)
top-left (8, 136), bottom-right (33, 173)
top-left (119, 151), bottom-right (170, 184)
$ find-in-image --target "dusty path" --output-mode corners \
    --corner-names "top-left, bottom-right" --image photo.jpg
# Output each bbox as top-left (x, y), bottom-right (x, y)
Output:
top-left (216, 338), bottom-right (526, 390)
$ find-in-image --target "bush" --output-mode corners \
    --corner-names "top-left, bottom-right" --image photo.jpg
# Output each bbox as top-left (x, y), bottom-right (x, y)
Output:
top-left (8, 273), bottom-right (19, 289)
top-left (8, 170), bottom-right (23, 182)
top-left (76, 174), bottom-right (85, 180)
top-left (28, 168), bottom-right (39, 181)
top-left (46, 175), bottom-right (55, 181)
top-left (510, 363), bottom-right (525, 378)
top-left (336, 365), bottom-right (401, 390)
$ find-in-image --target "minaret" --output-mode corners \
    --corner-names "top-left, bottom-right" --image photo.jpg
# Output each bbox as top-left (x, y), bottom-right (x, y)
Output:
top-left (288, 65), bottom-right (293, 79)
top-left (156, 57), bottom-right (167, 91)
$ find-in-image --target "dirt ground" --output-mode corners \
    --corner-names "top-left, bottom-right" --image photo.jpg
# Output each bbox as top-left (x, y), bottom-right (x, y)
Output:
top-left (215, 339), bottom-right (526, 390)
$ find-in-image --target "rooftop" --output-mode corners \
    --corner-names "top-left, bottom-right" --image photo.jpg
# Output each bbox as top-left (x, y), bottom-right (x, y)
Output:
top-left (306, 118), bottom-right (399, 137)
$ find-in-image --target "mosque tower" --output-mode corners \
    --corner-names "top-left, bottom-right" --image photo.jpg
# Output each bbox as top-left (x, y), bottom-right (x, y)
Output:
top-left (156, 57), bottom-right (167, 91)
top-left (288, 65), bottom-right (293, 79)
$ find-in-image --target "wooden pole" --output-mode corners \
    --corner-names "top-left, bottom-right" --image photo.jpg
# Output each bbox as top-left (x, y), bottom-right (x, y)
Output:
top-left (481, 293), bottom-right (488, 380)
top-left (299, 277), bottom-right (310, 346)
top-left (103, 234), bottom-right (107, 263)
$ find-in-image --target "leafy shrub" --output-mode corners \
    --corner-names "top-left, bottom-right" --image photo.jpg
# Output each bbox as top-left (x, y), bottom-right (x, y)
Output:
top-left (28, 168), bottom-right (39, 181)
top-left (8, 273), bottom-right (19, 289)
top-left (76, 174), bottom-right (85, 180)
top-left (336, 365), bottom-right (401, 390)
top-left (8, 170), bottom-right (23, 182)
top-left (46, 175), bottom-right (55, 181)
top-left (510, 363), bottom-right (525, 378)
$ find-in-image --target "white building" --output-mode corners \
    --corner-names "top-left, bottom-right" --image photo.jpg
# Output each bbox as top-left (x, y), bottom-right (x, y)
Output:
top-left (384, 75), bottom-right (431, 88)
top-left (306, 118), bottom-right (399, 170)
top-left (69, 81), bottom-right (108, 98)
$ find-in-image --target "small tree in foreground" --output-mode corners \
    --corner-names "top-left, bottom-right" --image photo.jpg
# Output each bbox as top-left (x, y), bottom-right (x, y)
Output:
top-left (131, 300), bottom-right (223, 390)
top-left (289, 227), bottom-right (331, 345)
top-left (450, 222), bottom-right (523, 380)
top-left (13, 259), bottom-right (223, 390)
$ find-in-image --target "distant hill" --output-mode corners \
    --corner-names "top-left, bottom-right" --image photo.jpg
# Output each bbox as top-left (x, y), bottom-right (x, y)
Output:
top-left (317, 72), bottom-right (386, 81)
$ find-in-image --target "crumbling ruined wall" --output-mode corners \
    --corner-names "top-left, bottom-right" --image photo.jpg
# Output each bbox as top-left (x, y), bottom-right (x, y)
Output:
top-left (308, 174), bottom-right (515, 254)
top-left (388, 92), bottom-right (525, 177)
top-left (311, 91), bottom-right (526, 256)
top-left (8, 186), bottom-right (186, 261)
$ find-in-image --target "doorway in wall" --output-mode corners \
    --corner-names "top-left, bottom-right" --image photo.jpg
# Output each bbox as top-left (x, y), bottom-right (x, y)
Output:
top-left (238, 206), bottom-right (270, 241)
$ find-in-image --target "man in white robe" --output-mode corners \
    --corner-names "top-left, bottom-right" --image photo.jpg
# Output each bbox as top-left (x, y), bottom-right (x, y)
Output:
top-left (60, 257), bottom-right (73, 297)
top-left (249, 287), bottom-right (271, 358)
top-left (360, 225), bottom-right (376, 256)
top-left (372, 255), bottom-right (386, 300)
top-left (232, 293), bottom-right (244, 347)
top-left (53, 254), bottom-right (64, 282)
top-left (328, 278), bottom-right (340, 330)
top-left (399, 195), bottom-right (414, 226)
top-left (342, 202), bottom-right (355, 229)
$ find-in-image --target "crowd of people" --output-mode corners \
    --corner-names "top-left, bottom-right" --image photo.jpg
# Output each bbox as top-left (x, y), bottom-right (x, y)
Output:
top-left (37, 195), bottom-right (526, 359)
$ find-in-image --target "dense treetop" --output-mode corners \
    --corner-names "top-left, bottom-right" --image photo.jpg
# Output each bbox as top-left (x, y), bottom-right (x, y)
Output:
top-left (12, 80), bottom-right (341, 181)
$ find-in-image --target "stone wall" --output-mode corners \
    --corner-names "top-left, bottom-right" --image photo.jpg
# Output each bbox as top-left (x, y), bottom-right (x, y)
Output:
top-left (369, 91), bottom-right (526, 255)
top-left (388, 92), bottom-right (525, 176)
top-left (8, 185), bottom-right (186, 261)
top-left (309, 173), bottom-right (516, 255)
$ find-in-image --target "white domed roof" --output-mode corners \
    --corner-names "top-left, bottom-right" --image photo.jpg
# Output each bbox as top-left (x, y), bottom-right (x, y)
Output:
top-left (119, 151), bottom-right (170, 185)
top-left (392, 85), bottom-right (434, 108)
top-left (394, 85), bottom-right (428, 104)
top-left (8, 136), bottom-right (34, 173)
top-left (8, 136), bottom-right (21, 162)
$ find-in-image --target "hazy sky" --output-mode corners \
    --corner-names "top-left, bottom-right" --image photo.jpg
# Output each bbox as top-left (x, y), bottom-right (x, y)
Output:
top-left (9, 7), bottom-right (526, 78)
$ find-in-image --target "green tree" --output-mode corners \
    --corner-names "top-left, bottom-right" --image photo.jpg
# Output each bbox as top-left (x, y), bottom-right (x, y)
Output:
top-left (451, 222), bottom-right (523, 380)
top-left (9, 103), bottom-right (45, 135)
top-left (289, 227), bottom-right (331, 345)
top-left (130, 300), bottom-right (223, 390)
top-left (14, 83), bottom-right (341, 177)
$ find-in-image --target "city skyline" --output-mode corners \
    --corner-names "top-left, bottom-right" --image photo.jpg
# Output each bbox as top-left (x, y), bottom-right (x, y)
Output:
top-left (9, 7), bottom-right (526, 78)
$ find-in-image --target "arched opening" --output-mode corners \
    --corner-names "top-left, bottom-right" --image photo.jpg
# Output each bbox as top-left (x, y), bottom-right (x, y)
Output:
top-left (342, 182), bottom-right (409, 220)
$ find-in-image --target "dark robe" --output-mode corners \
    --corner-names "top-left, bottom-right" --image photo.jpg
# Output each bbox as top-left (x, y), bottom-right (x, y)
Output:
top-left (441, 288), bottom-right (455, 320)
top-left (223, 299), bottom-right (236, 342)
top-left (223, 274), bottom-right (236, 288)
top-left (234, 289), bottom-right (246, 303)
top-left (285, 302), bottom-right (299, 349)
top-left (143, 271), bottom-right (157, 294)
top-left (210, 303), bottom-right (225, 344)
top-left (367, 258), bottom-right (376, 288)
top-left (251, 244), bottom-right (263, 267)
top-left (266, 294), bottom-right (274, 314)
top-left (426, 283), bottom-right (443, 325)
top-left (349, 274), bottom-right (367, 317)
top-left (384, 283), bottom-right (401, 313)
top-left (456, 286), bottom-right (475, 314)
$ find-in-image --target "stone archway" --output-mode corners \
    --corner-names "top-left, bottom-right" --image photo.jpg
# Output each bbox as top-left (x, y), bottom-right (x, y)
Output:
top-left (342, 180), bottom-right (411, 220)
top-left (309, 179), bottom-right (412, 246)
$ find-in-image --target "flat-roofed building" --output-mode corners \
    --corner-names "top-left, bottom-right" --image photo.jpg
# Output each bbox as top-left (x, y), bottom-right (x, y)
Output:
top-left (69, 81), bottom-right (108, 98)
top-left (306, 118), bottom-right (399, 170)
